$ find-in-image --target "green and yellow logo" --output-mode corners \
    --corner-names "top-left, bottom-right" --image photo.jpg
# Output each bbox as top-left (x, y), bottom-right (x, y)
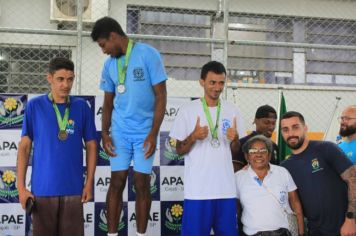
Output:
top-left (99, 139), bottom-right (109, 161)
top-left (99, 149), bottom-right (110, 161)
top-left (164, 204), bottom-right (183, 232)
top-left (0, 170), bottom-right (18, 198)
top-left (65, 119), bottom-right (75, 134)
top-left (311, 158), bottom-right (323, 173)
top-left (98, 209), bottom-right (125, 232)
top-left (0, 97), bottom-right (24, 126)
top-left (164, 137), bottom-right (184, 161)
top-left (132, 171), bottom-right (157, 194)
top-left (67, 119), bottom-right (75, 129)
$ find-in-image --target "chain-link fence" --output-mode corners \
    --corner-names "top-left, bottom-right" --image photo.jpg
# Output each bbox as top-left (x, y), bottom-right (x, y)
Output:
top-left (1, 0), bottom-right (356, 133)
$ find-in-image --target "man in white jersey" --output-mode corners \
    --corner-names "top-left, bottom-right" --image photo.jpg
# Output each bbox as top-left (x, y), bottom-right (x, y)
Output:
top-left (170, 61), bottom-right (245, 236)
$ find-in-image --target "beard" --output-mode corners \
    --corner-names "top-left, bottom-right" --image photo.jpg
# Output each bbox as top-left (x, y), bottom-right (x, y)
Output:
top-left (339, 125), bottom-right (356, 137)
top-left (262, 130), bottom-right (273, 138)
top-left (286, 136), bottom-right (305, 150)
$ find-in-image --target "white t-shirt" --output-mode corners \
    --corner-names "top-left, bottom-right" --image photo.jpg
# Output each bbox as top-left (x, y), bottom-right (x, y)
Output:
top-left (169, 99), bottom-right (245, 199)
top-left (235, 164), bottom-right (297, 235)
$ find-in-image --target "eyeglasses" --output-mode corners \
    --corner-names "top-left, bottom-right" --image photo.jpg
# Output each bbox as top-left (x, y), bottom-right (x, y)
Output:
top-left (248, 148), bottom-right (268, 155)
top-left (338, 116), bottom-right (356, 123)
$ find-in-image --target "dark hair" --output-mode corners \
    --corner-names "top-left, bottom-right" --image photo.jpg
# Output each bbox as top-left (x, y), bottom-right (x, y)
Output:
top-left (48, 57), bottom-right (74, 74)
top-left (255, 105), bottom-right (277, 119)
top-left (242, 135), bottom-right (273, 154)
top-left (281, 111), bottom-right (305, 124)
top-left (200, 61), bottom-right (226, 80)
top-left (91, 17), bottom-right (126, 41)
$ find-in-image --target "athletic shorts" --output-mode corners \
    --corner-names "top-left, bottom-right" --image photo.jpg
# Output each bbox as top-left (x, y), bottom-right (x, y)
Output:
top-left (181, 198), bottom-right (237, 236)
top-left (110, 134), bottom-right (155, 174)
top-left (32, 195), bottom-right (84, 236)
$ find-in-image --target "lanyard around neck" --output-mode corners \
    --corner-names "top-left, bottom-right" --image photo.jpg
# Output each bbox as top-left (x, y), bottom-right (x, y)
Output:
top-left (48, 93), bottom-right (70, 131)
top-left (117, 39), bottom-right (134, 85)
top-left (202, 98), bottom-right (221, 139)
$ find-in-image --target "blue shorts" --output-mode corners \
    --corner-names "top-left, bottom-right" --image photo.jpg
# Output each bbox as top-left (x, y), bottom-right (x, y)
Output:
top-left (110, 135), bottom-right (155, 174)
top-left (181, 198), bottom-right (237, 236)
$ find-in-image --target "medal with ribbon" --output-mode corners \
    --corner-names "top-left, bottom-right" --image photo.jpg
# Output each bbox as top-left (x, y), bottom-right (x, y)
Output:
top-left (202, 98), bottom-right (221, 148)
top-left (48, 93), bottom-right (70, 141)
top-left (117, 39), bottom-right (134, 94)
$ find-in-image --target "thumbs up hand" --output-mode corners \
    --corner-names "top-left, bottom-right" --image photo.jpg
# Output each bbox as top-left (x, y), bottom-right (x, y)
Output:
top-left (226, 117), bottom-right (239, 141)
top-left (192, 116), bottom-right (209, 141)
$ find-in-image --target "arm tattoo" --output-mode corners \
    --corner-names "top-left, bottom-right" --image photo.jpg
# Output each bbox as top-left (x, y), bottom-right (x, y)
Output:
top-left (341, 165), bottom-right (356, 212)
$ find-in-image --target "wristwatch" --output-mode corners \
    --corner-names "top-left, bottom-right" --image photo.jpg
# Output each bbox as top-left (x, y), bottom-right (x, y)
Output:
top-left (346, 212), bottom-right (356, 219)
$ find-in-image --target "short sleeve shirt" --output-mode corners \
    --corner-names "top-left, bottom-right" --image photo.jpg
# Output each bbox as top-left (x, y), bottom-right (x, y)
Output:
top-left (281, 141), bottom-right (352, 235)
top-left (170, 99), bottom-right (245, 199)
top-left (100, 42), bottom-right (167, 138)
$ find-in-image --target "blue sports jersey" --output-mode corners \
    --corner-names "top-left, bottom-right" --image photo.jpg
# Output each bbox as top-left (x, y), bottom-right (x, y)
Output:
top-left (21, 94), bottom-right (96, 196)
top-left (339, 139), bottom-right (356, 164)
top-left (100, 42), bottom-right (167, 138)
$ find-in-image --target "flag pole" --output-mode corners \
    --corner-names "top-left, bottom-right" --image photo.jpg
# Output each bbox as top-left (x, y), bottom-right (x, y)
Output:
top-left (276, 87), bottom-right (292, 162)
top-left (323, 96), bottom-right (341, 141)
top-left (276, 87), bottom-right (283, 144)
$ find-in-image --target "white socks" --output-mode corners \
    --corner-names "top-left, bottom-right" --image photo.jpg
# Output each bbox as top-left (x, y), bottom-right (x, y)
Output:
top-left (107, 231), bottom-right (145, 235)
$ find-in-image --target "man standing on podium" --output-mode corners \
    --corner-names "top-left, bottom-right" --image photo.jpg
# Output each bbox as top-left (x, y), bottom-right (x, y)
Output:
top-left (17, 57), bottom-right (97, 236)
top-left (91, 17), bottom-right (167, 236)
top-left (170, 61), bottom-right (245, 236)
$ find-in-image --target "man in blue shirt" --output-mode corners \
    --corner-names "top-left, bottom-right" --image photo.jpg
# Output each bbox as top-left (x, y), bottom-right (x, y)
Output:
top-left (17, 57), bottom-right (97, 236)
top-left (280, 111), bottom-right (356, 236)
top-left (338, 106), bottom-right (356, 164)
top-left (91, 17), bottom-right (167, 236)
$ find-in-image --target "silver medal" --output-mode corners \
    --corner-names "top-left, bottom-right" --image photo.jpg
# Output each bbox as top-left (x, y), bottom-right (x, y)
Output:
top-left (117, 84), bottom-right (126, 94)
top-left (211, 138), bottom-right (220, 148)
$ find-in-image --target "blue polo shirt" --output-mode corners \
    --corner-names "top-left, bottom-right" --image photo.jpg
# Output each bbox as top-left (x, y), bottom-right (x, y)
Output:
top-left (21, 94), bottom-right (96, 196)
top-left (100, 42), bottom-right (167, 138)
top-left (281, 141), bottom-right (352, 235)
top-left (339, 139), bottom-right (356, 164)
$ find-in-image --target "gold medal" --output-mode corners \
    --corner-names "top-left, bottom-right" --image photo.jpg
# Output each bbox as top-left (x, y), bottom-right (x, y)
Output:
top-left (58, 130), bottom-right (68, 141)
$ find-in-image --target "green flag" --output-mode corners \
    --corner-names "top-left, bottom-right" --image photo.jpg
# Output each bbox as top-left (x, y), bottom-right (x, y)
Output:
top-left (277, 92), bottom-right (291, 162)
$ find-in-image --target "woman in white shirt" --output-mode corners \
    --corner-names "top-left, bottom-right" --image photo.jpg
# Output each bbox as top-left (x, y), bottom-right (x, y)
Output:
top-left (235, 135), bottom-right (304, 236)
